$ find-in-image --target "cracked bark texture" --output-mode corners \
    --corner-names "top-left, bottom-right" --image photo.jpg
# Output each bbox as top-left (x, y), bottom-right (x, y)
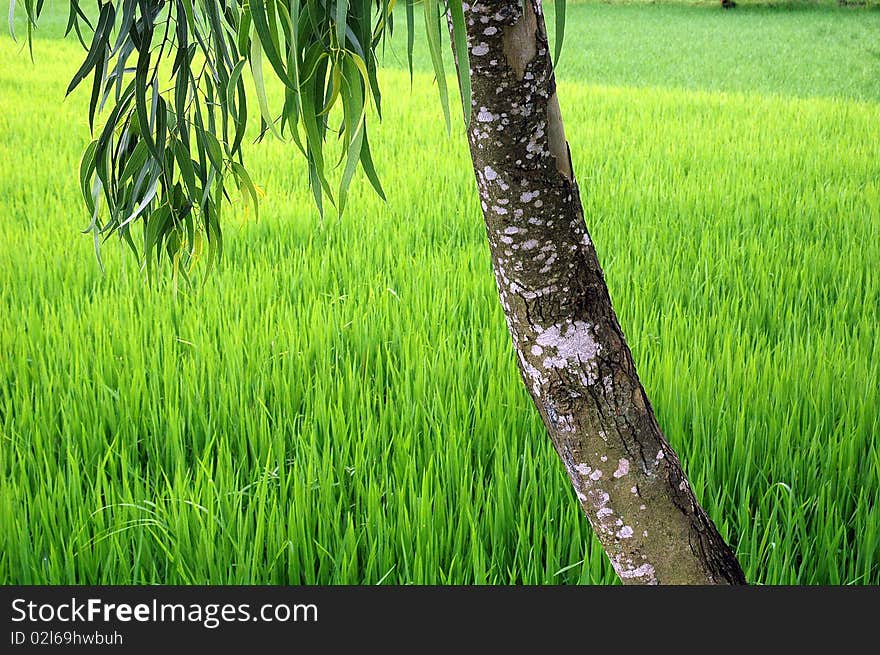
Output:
top-left (456, 0), bottom-right (746, 584)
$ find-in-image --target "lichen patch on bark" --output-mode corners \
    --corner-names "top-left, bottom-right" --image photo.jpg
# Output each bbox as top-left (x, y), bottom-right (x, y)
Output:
top-left (614, 561), bottom-right (657, 584)
top-left (534, 321), bottom-right (600, 381)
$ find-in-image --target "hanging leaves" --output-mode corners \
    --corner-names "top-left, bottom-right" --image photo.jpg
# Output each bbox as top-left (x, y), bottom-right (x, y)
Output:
top-left (7, 0), bottom-right (529, 274)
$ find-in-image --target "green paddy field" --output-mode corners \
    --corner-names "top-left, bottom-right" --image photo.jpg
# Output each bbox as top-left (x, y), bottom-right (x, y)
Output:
top-left (1, 2), bottom-right (878, 584)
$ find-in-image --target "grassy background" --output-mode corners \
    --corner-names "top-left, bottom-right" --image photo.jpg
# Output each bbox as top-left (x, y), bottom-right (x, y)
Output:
top-left (1, 2), bottom-right (878, 584)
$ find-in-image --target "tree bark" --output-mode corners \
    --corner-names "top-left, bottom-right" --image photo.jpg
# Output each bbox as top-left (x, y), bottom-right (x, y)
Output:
top-left (455, 0), bottom-right (747, 584)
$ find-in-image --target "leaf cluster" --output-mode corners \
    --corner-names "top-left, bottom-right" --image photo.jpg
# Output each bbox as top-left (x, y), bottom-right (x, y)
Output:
top-left (8, 0), bottom-right (566, 273)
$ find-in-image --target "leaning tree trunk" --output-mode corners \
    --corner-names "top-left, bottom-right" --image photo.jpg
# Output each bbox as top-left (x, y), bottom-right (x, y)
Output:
top-left (453, 0), bottom-right (747, 584)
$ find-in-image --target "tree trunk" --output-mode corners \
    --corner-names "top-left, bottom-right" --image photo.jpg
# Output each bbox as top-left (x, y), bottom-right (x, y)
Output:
top-left (455, 0), bottom-right (747, 584)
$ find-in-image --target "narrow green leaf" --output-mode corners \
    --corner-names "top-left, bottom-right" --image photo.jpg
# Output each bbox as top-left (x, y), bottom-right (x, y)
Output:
top-left (250, 37), bottom-right (283, 139)
top-left (300, 46), bottom-right (333, 203)
top-left (404, 0), bottom-right (414, 80)
top-left (249, 0), bottom-right (295, 88)
top-left (359, 126), bottom-right (385, 201)
top-left (423, 0), bottom-right (450, 131)
top-left (143, 205), bottom-right (172, 272)
top-left (173, 141), bottom-right (198, 198)
top-left (65, 2), bottom-right (115, 97)
top-left (202, 130), bottom-right (224, 174)
top-left (447, 0), bottom-right (471, 126)
top-left (79, 139), bottom-right (99, 213)
top-left (87, 45), bottom-right (107, 132)
top-left (554, 0), bottom-right (566, 65)
top-left (230, 160), bottom-right (259, 221)
top-left (335, 0), bottom-right (347, 47)
top-left (118, 176), bottom-right (159, 229)
top-left (8, 0), bottom-right (16, 42)
top-left (237, 8), bottom-right (252, 55)
top-left (338, 58), bottom-right (365, 212)
top-left (226, 58), bottom-right (247, 111)
top-left (133, 21), bottom-right (161, 166)
top-left (118, 141), bottom-right (149, 186)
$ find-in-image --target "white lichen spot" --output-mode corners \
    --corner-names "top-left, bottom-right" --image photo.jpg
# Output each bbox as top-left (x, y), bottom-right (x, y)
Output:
top-left (517, 351), bottom-right (542, 395)
top-left (500, 236), bottom-right (514, 245)
top-left (589, 469), bottom-right (602, 481)
top-left (615, 562), bottom-right (656, 583)
top-left (613, 458), bottom-right (630, 479)
top-left (483, 26), bottom-right (497, 36)
top-left (656, 449), bottom-right (665, 461)
top-left (577, 492), bottom-right (588, 502)
top-left (600, 455), bottom-right (608, 463)
top-left (521, 239), bottom-right (539, 251)
top-left (556, 414), bottom-right (575, 433)
top-left (534, 321), bottom-right (601, 385)
top-left (596, 507), bottom-right (614, 519)
top-left (522, 285), bottom-right (556, 300)
top-left (503, 226), bottom-right (520, 235)
top-left (477, 107), bottom-right (495, 123)
top-left (574, 463), bottom-right (591, 476)
top-left (531, 344), bottom-right (543, 356)
top-left (616, 526), bottom-right (633, 539)
top-left (471, 43), bottom-right (489, 56)
top-left (492, 205), bottom-right (508, 215)
top-left (539, 253), bottom-right (558, 274)
top-left (520, 190), bottom-right (538, 203)
top-left (630, 486), bottom-right (638, 494)
top-left (484, 166), bottom-right (498, 181)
